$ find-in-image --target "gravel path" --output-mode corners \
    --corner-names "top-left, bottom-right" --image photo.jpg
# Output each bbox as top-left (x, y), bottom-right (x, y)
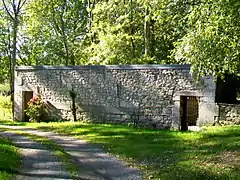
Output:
top-left (0, 130), bottom-right (71, 180)
top-left (0, 125), bottom-right (142, 180)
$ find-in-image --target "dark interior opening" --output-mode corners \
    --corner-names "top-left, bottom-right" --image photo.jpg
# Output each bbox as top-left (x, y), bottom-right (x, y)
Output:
top-left (180, 96), bottom-right (199, 131)
top-left (22, 91), bottom-right (33, 122)
top-left (215, 74), bottom-right (240, 104)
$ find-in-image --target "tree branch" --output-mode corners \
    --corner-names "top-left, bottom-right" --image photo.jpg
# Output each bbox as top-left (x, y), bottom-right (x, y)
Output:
top-left (2, 0), bottom-right (14, 20)
top-left (17, 0), bottom-right (27, 13)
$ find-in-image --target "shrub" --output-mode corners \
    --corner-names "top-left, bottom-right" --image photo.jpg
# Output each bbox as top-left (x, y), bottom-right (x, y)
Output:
top-left (0, 95), bottom-right (12, 119)
top-left (0, 96), bottom-right (11, 109)
top-left (0, 83), bottom-right (10, 96)
top-left (25, 95), bottom-right (48, 122)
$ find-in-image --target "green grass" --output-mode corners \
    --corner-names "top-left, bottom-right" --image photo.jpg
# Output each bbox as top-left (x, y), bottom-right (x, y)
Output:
top-left (16, 122), bottom-right (240, 180)
top-left (0, 129), bottom-right (20, 180)
top-left (1, 121), bottom-right (239, 179)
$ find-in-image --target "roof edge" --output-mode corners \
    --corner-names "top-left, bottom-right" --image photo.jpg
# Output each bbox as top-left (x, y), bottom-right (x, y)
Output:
top-left (15, 64), bottom-right (191, 71)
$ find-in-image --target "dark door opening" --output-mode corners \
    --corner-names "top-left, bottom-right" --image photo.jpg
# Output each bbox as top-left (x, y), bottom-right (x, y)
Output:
top-left (180, 96), bottom-right (199, 131)
top-left (23, 91), bottom-right (33, 122)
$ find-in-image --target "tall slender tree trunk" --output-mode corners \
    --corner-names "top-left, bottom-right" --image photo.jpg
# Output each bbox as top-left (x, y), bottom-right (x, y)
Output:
top-left (150, 19), bottom-right (155, 56)
top-left (71, 54), bottom-right (75, 65)
top-left (63, 37), bottom-right (69, 65)
top-left (129, 0), bottom-right (135, 58)
top-left (144, 6), bottom-right (151, 56)
top-left (144, 4), bottom-right (154, 58)
top-left (88, 0), bottom-right (97, 43)
top-left (59, 2), bottom-right (70, 66)
top-left (10, 18), bottom-right (18, 120)
top-left (2, 0), bottom-right (27, 120)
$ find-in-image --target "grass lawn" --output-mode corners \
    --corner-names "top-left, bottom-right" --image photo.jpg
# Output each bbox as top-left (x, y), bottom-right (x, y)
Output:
top-left (6, 122), bottom-right (237, 180)
top-left (0, 129), bottom-right (20, 180)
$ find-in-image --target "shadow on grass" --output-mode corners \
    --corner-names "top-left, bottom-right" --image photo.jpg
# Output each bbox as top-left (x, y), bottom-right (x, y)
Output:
top-left (34, 123), bottom-right (240, 180)
top-left (2, 122), bottom-right (239, 180)
top-left (0, 120), bottom-right (27, 126)
top-left (156, 163), bottom-right (240, 180)
top-left (0, 137), bottom-right (20, 176)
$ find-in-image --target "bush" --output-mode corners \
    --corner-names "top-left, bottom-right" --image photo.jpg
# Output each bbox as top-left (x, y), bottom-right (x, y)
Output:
top-left (0, 96), bottom-right (11, 109)
top-left (0, 84), bottom-right (10, 96)
top-left (0, 95), bottom-right (12, 119)
top-left (25, 95), bottom-right (48, 122)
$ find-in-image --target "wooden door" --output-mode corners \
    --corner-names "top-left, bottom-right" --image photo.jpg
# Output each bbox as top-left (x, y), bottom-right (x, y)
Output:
top-left (180, 96), bottom-right (199, 131)
top-left (23, 91), bottom-right (33, 122)
top-left (186, 96), bottom-right (199, 126)
top-left (180, 96), bottom-right (188, 131)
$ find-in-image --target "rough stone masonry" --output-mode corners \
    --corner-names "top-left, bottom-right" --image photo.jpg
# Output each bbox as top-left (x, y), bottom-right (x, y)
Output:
top-left (14, 64), bottom-right (218, 129)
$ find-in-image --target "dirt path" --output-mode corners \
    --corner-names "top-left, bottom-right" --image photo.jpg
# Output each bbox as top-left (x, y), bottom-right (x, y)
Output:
top-left (1, 131), bottom-right (71, 180)
top-left (0, 125), bottom-right (142, 180)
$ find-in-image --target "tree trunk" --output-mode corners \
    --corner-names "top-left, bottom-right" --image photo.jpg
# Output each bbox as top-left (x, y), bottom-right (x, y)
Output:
top-left (144, 6), bottom-right (151, 56)
top-left (9, 19), bottom-right (18, 120)
top-left (144, 4), bottom-right (154, 58)
top-left (150, 19), bottom-right (155, 57)
top-left (2, 0), bottom-right (27, 120)
top-left (88, 0), bottom-right (98, 43)
top-left (63, 37), bottom-right (69, 65)
top-left (71, 54), bottom-right (75, 65)
top-left (130, 0), bottom-right (135, 58)
top-left (59, 2), bottom-right (69, 66)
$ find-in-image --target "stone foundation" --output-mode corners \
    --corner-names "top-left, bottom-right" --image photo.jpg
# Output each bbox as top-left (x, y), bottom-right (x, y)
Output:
top-left (217, 104), bottom-right (240, 125)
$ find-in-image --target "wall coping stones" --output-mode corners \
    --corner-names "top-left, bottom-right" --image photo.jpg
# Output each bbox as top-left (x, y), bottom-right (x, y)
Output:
top-left (15, 64), bottom-right (191, 71)
top-left (217, 103), bottom-right (240, 106)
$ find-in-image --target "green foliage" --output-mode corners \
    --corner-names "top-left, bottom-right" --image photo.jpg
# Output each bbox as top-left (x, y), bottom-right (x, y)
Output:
top-left (0, 129), bottom-right (20, 179)
top-left (0, 96), bottom-right (11, 109)
top-left (0, 83), bottom-right (10, 95)
top-left (0, 4), bottom-right (11, 82)
top-left (23, 0), bottom-right (88, 65)
top-left (0, 0), bottom-right (239, 79)
top-left (25, 95), bottom-right (48, 122)
top-left (0, 95), bottom-right (12, 120)
top-left (173, 0), bottom-right (240, 77)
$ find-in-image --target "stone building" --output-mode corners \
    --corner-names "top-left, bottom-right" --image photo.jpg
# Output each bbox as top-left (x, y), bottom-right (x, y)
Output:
top-left (14, 64), bottom-right (239, 130)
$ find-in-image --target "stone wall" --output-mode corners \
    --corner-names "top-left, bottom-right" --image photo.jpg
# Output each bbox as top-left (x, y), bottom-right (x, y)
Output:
top-left (217, 104), bottom-right (240, 125)
top-left (14, 65), bottom-right (217, 129)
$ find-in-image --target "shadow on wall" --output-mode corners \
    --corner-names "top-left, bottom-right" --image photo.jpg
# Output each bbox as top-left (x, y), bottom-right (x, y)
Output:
top-left (16, 65), bottom-right (202, 128)
top-left (13, 101), bottom-right (21, 122)
top-left (45, 101), bottom-right (62, 122)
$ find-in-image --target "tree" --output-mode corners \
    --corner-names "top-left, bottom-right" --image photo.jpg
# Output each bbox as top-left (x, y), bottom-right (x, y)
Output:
top-left (173, 0), bottom-right (240, 78)
top-left (85, 0), bottom-right (146, 64)
top-left (24, 0), bottom-right (88, 65)
top-left (1, 0), bottom-right (237, 87)
top-left (2, 0), bottom-right (27, 119)
top-left (144, 1), bottom-right (154, 57)
top-left (0, 6), bottom-right (11, 82)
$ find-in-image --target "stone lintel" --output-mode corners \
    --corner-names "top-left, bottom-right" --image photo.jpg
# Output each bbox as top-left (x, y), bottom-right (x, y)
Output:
top-left (173, 91), bottom-right (204, 101)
